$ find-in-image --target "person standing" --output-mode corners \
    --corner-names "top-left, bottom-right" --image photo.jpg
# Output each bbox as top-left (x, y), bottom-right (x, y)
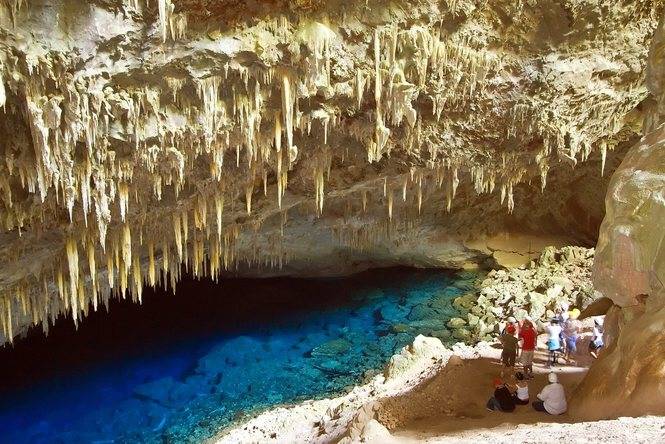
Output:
top-left (562, 309), bottom-right (581, 363)
top-left (589, 317), bottom-right (604, 359)
top-left (518, 319), bottom-right (536, 378)
top-left (546, 318), bottom-right (563, 367)
top-left (499, 329), bottom-right (519, 368)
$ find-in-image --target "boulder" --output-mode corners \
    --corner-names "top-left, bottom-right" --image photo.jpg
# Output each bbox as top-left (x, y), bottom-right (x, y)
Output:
top-left (467, 313), bottom-right (480, 327)
top-left (408, 318), bottom-right (447, 330)
top-left (133, 377), bottom-right (176, 405)
top-left (384, 335), bottom-right (446, 381)
top-left (546, 284), bottom-right (564, 300)
top-left (311, 338), bottom-right (352, 357)
top-left (446, 317), bottom-right (467, 329)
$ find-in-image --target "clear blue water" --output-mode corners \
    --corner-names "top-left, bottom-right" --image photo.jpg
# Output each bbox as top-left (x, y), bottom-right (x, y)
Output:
top-left (0, 268), bottom-right (476, 444)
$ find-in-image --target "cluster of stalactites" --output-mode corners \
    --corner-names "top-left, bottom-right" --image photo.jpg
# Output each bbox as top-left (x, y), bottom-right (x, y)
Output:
top-left (507, 84), bottom-right (641, 182)
top-left (0, 200), bottom-right (296, 343)
top-left (0, 12), bottom-right (635, 343)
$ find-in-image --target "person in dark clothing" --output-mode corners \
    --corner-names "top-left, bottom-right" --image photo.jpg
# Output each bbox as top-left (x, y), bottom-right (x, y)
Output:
top-left (486, 378), bottom-right (516, 412)
top-left (499, 331), bottom-right (519, 368)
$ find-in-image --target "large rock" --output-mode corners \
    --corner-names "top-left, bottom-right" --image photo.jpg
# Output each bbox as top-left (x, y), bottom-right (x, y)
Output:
top-left (384, 335), bottom-right (447, 382)
top-left (311, 338), bottom-right (352, 357)
top-left (572, 124), bottom-right (665, 418)
top-left (571, 27), bottom-right (665, 417)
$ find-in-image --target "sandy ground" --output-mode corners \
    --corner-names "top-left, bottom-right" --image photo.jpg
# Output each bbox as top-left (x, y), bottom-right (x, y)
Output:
top-left (383, 334), bottom-right (665, 443)
top-left (215, 333), bottom-right (665, 443)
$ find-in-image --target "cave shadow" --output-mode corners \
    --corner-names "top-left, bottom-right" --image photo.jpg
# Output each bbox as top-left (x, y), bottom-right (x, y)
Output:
top-left (383, 345), bottom-right (598, 439)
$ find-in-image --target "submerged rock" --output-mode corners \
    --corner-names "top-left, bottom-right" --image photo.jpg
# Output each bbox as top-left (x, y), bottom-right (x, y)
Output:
top-left (311, 338), bottom-right (353, 357)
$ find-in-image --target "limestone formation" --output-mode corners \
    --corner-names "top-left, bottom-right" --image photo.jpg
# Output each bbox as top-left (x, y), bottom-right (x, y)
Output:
top-left (569, 11), bottom-right (665, 419)
top-left (455, 246), bottom-right (596, 341)
top-left (571, 108), bottom-right (665, 420)
top-left (0, 1), bottom-right (662, 343)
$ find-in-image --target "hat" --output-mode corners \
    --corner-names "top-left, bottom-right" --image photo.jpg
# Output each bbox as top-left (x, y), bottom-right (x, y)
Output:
top-left (493, 378), bottom-right (503, 387)
top-left (548, 372), bottom-right (558, 383)
top-left (569, 308), bottom-right (580, 319)
top-left (507, 316), bottom-right (516, 323)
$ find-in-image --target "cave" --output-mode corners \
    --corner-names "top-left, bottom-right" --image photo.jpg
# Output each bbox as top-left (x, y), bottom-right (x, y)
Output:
top-left (0, 0), bottom-right (663, 443)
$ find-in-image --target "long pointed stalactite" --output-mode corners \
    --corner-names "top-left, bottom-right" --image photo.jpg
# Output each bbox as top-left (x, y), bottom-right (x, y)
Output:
top-left (0, 0), bottom-right (661, 342)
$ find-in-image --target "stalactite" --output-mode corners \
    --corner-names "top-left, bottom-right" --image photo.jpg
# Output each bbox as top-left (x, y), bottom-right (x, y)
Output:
top-left (132, 255), bottom-right (142, 303)
top-left (281, 74), bottom-right (295, 165)
top-left (121, 223), bottom-right (132, 277)
top-left (0, 68), bottom-right (5, 109)
top-left (148, 241), bottom-right (156, 287)
top-left (245, 183), bottom-right (254, 215)
top-left (86, 239), bottom-right (97, 310)
top-left (402, 176), bottom-right (408, 201)
top-left (65, 237), bottom-right (79, 325)
top-left (157, 0), bottom-right (174, 43)
top-left (387, 188), bottom-right (394, 220)
top-left (417, 174), bottom-right (423, 214)
top-left (174, 212), bottom-right (182, 261)
top-left (314, 166), bottom-right (325, 215)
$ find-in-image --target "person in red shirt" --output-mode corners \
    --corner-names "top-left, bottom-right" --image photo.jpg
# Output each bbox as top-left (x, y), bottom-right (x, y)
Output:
top-left (519, 320), bottom-right (537, 379)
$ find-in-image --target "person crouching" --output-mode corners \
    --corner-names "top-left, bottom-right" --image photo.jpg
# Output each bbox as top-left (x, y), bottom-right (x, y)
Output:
top-left (486, 378), bottom-right (516, 412)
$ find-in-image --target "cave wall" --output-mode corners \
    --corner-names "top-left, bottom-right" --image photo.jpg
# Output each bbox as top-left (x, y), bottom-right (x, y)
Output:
top-left (571, 12), bottom-right (665, 419)
top-left (0, 0), bottom-right (661, 343)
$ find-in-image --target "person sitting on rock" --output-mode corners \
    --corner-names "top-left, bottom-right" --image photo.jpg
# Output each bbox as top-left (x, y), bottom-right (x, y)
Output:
top-left (486, 378), bottom-right (516, 412)
top-left (546, 318), bottom-right (563, 367)
top-left (589, 318), bottom-right (604, 359)
top-left (532, 372), bottom-right (567, 415)
top-left (510, 372), bottom-right (529, 405)
top-left (499, 329), bottom-right (519, 368)
top-left (518, 320), bottom-right (536, 379)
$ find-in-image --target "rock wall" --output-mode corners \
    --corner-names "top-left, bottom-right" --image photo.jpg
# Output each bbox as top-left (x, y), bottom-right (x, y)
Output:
top-left (0, 1), bottom-right (662, 343)
top-left (570, 120), bottom-right (665, 420)
top-left (570, 13), bottom-right (665, 418)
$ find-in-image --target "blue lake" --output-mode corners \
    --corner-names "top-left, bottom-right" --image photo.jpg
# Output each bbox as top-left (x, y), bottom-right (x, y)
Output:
top-left (0, 267), bottom-right (476, 443)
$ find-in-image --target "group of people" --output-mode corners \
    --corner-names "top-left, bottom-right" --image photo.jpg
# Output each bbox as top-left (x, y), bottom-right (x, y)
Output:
top-left (486, 371), bottom-right (567, 415)
top-left (544, 309), bottom-right (605, 366)
top-left (499, 307), bottom-right (604, 372)
top-left (487, 306), bottom-right (605, 416)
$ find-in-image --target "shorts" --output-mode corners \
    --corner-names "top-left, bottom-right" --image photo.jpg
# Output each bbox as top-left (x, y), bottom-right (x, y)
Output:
top-left (521, 350), bottom-right (534, 366)
top-left (565, 337), bottom-right (577, 353)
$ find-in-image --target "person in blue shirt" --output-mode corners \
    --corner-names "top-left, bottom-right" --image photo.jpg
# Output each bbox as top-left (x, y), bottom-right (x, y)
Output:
top-left (546, 318), bottom-right (563, 367)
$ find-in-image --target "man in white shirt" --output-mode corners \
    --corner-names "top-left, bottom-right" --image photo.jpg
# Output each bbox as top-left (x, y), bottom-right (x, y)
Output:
top-left (532, 372), bottom-right (567, 415)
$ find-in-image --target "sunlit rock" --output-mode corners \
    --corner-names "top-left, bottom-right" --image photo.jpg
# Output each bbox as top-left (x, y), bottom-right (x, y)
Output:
top-left (0, 0), bottom-right (661, 349)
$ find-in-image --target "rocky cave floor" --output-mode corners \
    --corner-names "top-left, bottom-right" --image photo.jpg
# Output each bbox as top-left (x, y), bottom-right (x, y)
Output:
top-left (217, 327), bottom-right (665, 444)
top-left (216, 247), bottom-right (665, 444)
